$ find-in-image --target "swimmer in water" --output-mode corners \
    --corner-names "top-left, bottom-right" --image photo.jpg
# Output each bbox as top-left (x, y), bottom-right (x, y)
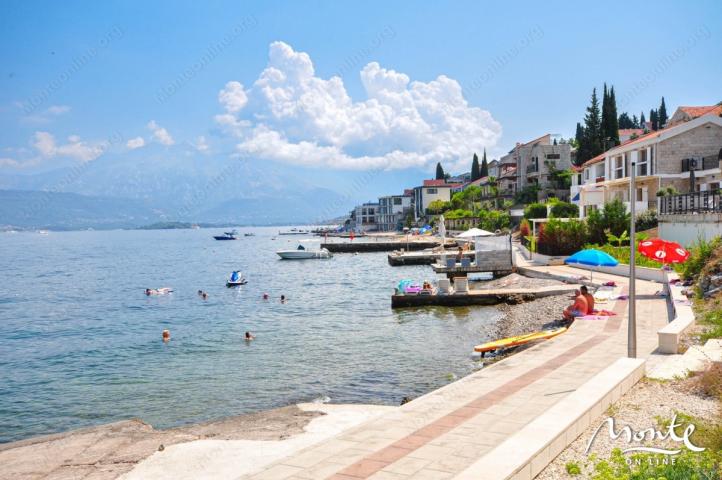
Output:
top-left (280, 294), bottom-right (286, 303)
top-left (245, 331), bottom-right (255, 341)
top-left (197, 290), bottom-right (203, 296)
top-left (162, 329), bottom-right (170, 342)
top-left (262, 293), bottom-right (269, 300)
top-left (202, 292), bottom-right (208, 300)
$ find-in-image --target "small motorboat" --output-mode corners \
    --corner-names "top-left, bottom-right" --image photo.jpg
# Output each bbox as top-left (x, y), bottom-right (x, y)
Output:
top-left (278, 228), bottom-right (309, 235)
top-left (276, 242), bottom-right (332, 260)
top-left (213, 230), bottom-right (238, 240)
top-left (226, 271), bottom-right (247, 287)
top-left (244, 232), bottom-right (255, 237)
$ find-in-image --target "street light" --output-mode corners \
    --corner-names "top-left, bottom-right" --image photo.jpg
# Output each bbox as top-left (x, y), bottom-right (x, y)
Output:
top-left (628, 159), bottom-right (637, 358)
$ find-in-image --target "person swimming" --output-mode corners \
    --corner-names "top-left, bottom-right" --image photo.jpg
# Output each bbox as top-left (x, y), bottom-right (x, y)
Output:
top-left (262, 293), bottom-right (269, 300)
top-left (202, 292), bottom-right (208, 300)
top-left (245, 331), bottom-right (255, 341)
top-left (197, 290), bottom-right (203, 296)
top-left (162, 329), bottom-right (170, 342)
top-left (280, 294), bottom-right (286, 303)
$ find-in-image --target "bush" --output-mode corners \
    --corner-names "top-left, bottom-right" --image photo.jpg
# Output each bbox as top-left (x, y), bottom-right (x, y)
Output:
top-left (591, 448), bottom-right (720, 480)
top-left (537, 218), bottom-right (587, 256)
top-left (635, 209), bottom-right (658, 231)
top-left (519, 218), bottom-right (530, 237)
top-left (478, 209), bottom-right (510, 231)
top-left (680, 236), bottom-right (722, 281)
top-left (524, 202), bottom-right (547, 219)
top-left (515, 185), bottom-right (540, 204)
top-left (549, 201), bottom-right (579, 218)
top-left (601, 199), bottom-right (630, 238)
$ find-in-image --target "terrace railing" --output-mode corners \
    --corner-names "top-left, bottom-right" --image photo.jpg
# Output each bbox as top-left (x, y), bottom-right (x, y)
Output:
top-left (659, 191), bottom-right (722, 215)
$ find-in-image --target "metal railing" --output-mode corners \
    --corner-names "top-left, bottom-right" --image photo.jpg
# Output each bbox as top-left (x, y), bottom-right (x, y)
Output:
top-left (659, 191), bottom-right (722, 215)
top-left (526, 164), bottom-right (539, 174)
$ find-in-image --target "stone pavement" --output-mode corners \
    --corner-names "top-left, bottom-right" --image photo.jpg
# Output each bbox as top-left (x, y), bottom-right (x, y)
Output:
top-left (244, 264), bottom-right (670, 479)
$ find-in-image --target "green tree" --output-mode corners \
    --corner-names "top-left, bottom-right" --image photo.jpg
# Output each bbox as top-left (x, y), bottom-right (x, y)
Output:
top-left (574, 122), bottom-right (585, 165)
top-left (435, 162), bottom-right (445, 180)
top-left (607, 86), bottom-right (619, 145)
top-left (480, 149), bottom-right (489, 177)
top-left (658, 96), bottom-right (668, 128)
top-left (582, 88), bottom-right (602, 162)
top-left (471, 153), bottom-right (480, 181)
top-left (426, 199), bottom-right (450, 214)
top-left (618, 112), bottom-right (634, 129)
top-left (650, 109), bottom-right (659, 131)
top-left (601, 84), bottom-right (619, 149)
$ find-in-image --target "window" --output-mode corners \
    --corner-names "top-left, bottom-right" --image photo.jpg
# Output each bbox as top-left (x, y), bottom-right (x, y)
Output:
top-left (426, 188), bottom-right (438, 194)
top-left (584, 168), bottom-right (590, 181)
top-left (636, 187), bottom-right (643, 202)
top-left (545, 153), bottom-right (561, 160)
top-left (637, 149), bottom-right (648, 176)
top-left (614, 156), bottom-right (624, 179)
top-left (393, 197), bottom-right (402, 205)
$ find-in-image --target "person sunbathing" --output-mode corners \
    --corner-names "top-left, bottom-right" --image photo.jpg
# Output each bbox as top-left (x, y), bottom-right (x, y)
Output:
top-left (563, 289), bottom-right (588, 321)
top-left (580, 286), bottom-right (595, 314)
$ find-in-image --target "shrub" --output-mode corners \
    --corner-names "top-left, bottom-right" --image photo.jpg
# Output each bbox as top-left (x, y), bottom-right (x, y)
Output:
top-left (519, 218), bottom-right (530, 237)
top-left (601, 199), bottom-right (630, 238)
top-left (549, 201), bottom-right (579, 218)
top-left (537, 218), bottom-right (587, 256)
top-left (591, 448), bottom-right (720, 480)
top-left (680, 236), bottom-right (722, 281)
top-left (479, 209), bottom-right (510, 231)
top-left (524, 202), bottom-right (547, 219)
top-left (635, 209), bottom-right (658, 231)
top-left (426, 200), bottom-right (451, 214)
top-left (586, 208), bottom-right (606, 245)
top-left (515, 185), bottom-right (540, 204)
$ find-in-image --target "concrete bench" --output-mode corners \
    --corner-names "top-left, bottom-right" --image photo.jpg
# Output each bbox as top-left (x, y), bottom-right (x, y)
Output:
top-left (454, 357), bottom-right (646, 480)
top-left (658, 273), bottom-right (696, 354)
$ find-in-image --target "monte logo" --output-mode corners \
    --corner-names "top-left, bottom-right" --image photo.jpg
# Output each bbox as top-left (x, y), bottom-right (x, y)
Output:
top-left (585, 414), bottom-right (706, 455)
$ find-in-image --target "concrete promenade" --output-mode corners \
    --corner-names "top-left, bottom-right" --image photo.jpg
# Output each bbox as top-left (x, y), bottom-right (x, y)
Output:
top-left (245, 264), bottom-right (670, 480)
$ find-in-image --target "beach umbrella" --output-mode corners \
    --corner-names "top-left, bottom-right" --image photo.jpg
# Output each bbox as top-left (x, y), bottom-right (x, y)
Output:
top-left (565, 249), bottom-right (619, 283)
top-left (456, 227), bottom-right (494, 238)
top-left (638, 238), bottom-right (689, 265)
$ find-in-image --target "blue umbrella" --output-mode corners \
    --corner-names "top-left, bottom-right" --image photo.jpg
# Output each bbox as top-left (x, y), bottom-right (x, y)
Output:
top-left (565, 249), bottom-right (618, 283)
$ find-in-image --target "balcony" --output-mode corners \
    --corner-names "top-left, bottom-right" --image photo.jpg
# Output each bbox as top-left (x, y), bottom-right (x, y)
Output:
top-left (681, 156), bottom-right (720, 172)
top-left (526, 164), bottom-right (539, 174)
top-left (659, 191), bottom-right (722, 215)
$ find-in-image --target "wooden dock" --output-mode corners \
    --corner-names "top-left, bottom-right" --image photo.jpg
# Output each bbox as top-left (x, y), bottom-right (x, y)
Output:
top-left (391, 285), bottom-right (577, 308)
top-left (387, 250), bottom-right (475, 266)
top-left (322, 240), bottom-right (454, 253)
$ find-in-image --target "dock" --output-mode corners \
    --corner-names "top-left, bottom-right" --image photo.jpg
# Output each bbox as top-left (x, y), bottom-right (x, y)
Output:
top-left (387, 249), bottom-right (475, 266)
top-left (391, 285), bottom-right (577, 308)
top-left (321, 240), bottom-right (453, 253)
top-left (430, 248), bottom-right (514, 279)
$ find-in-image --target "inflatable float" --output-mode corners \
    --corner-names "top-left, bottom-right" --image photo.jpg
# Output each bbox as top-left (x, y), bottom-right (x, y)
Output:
top-left (474, 327), bottom-right (567, 356)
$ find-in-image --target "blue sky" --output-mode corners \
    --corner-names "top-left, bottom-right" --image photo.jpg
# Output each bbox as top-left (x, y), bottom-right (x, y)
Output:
top-left (0, 0), bottom-right (720, 198)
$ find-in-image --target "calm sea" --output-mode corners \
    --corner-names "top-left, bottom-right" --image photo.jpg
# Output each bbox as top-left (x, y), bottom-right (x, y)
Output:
top-left (0, 228), bottom-right (501, 443)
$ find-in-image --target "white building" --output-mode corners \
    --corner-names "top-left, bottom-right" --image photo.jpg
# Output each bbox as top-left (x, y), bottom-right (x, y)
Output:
top-left (353, 202), bottom-right (379, 231)
top-left (377, 193), bottom-right (412, 231)
top-left (575, 112), bottom-right (722, 218)
top-left (413, 180), bottom-right (455, 220)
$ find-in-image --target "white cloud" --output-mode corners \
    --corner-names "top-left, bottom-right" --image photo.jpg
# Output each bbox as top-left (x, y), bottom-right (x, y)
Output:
top-left (218, 81), bottom-right (248, 113)
top-left (126, 136), bottom-right (146, 150)
top-left (215, 41), bottom-right (502, 171)
top-left (194, 135), bottom-right (210, 153)
top-left (32, 131), bottom-right (104, 162)
top-left (147, 120), bottom-right (175, 146)
top-left (0, 157), bottom-right (19, 168)
top-left (21, 105), bottom-right (71, 124)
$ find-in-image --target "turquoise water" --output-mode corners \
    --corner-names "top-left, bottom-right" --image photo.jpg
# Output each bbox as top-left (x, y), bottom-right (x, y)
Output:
top-left (0, 228), bottom-right (500, 443)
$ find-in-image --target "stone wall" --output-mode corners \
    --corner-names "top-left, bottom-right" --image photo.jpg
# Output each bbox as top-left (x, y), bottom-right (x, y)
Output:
top-left (656, 123), bottom-right (722, 174)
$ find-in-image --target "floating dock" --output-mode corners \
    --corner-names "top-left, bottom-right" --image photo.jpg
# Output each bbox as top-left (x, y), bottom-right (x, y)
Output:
top-left (322, 240), bottom-right (454, 253)
top-left (387, 250), bottom-right (475, 266)
top-left (391, 285), bottom-right (577, 308)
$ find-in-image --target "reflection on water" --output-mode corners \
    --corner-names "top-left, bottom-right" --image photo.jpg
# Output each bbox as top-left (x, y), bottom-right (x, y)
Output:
top-left (0, 228), bottom-right (501, 443)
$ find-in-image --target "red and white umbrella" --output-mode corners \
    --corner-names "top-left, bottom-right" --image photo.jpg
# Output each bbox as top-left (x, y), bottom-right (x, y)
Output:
top-left (637, 238), bottom-right (690, 264)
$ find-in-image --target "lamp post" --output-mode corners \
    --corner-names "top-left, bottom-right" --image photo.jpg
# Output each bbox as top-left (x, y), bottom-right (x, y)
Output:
top-left (628, 159), bottom-right (637, 358)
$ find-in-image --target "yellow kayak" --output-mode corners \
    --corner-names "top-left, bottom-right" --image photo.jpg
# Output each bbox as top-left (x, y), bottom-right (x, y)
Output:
top-left (474, 327), bottom-right (567, 355)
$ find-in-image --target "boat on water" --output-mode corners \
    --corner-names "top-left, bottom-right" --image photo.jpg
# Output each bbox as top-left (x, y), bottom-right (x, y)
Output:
top-left (226, 271), bottom-right (247, 287)
top-left (473, 327), bottom-right (567, 356)
top-left (277, 241), bottom-right (332, 259)
top-left (244, 232), bottom-right (255, 237)
top-left (213, 230), bottom-right (238, 240)
top-left (278, 228), bottom-right (310, 235)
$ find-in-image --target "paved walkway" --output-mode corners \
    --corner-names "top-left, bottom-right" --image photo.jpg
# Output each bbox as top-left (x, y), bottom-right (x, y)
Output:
top-left (244, 262), bottom-right (670, 479)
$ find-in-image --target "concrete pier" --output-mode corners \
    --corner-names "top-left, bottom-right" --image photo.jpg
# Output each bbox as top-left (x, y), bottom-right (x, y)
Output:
top-left (387, 249), bottom-right (475, 266)
top-left (391, 285), bottom-right (577, 308)
top-left (321, 240), bottom-right (454, 253)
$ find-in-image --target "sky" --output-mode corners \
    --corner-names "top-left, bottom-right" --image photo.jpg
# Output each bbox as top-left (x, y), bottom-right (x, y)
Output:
top-left (0, 0), bottom-right (721, 198)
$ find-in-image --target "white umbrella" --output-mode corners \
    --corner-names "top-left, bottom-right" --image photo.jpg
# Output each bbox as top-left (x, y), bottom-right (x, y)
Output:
top-left (456, 227), bottom-right (494, 238)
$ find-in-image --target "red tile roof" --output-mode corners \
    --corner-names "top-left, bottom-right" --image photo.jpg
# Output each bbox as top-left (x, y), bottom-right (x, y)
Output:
top-left (618, 128), bottom-right (645, 137)
top-left (422, 179), bottom-right (455, 187)
top-left (678, 105), bottom-right (722, 118)
top-left (581, 151), bottom-right (606, 167)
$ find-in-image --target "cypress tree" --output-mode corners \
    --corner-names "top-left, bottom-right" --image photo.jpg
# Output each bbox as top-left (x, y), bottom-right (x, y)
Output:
top-left (658, 97), bottom-right (668, 128)
top-left (600, 84), bottom-right (610, 149)
top-left (608, 86), bottom-right (619, 146)
top-left (650, 109), bottom-right (658, 131)
top-left (471, 153), bottom-right (480, 181)
top-left (640, 112), bottom-right (646, 129)
top-left (574, 122), bottom-right (585, 166)
top-left (632, 114), bottom-right (639, 128)
top-left (618, 112), bottom-right (633, 129)
top-left (480, 149), bottom-right (489, 177)
top-left (583, 88), bottom-right (602, 161)
top-left (435, 162), bottom-right (445, 180)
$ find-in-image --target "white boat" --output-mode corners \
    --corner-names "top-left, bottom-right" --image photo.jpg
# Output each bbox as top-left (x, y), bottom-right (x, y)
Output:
top-left (277, 241), bottom-right (332, 260)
